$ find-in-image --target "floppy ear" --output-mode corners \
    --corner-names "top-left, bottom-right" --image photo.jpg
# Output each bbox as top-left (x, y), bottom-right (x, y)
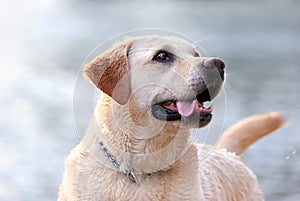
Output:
top-left (83, 41), bottom-right (131, 105)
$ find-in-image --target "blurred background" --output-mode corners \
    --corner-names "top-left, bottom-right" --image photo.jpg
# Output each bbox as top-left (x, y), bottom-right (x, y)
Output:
top-left (0, 0), bottom-right (299, 200)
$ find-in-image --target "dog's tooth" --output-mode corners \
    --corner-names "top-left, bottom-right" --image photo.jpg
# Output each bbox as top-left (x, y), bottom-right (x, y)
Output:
top-left (203, 102), bottom-right (212, 109)
top-left (172, 101), bottom-right (177, 106)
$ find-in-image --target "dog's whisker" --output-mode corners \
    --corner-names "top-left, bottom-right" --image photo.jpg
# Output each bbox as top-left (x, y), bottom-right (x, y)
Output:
top-left (192, 37), bottom-right (212, 57)
top-left (192, 36), bottom-right (212, 45)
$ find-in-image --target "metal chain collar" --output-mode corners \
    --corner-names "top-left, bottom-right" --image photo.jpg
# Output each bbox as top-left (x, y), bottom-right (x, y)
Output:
top-left (99, 141), bottom-right (158, 184)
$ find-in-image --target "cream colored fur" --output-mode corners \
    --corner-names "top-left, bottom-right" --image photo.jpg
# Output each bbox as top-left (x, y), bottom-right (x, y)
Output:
top-left (58, 35), bottom-right (285, 201)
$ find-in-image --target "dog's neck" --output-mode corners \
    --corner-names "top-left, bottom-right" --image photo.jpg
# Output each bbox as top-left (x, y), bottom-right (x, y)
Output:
top-left (88, 95), bottom-right (193, 175)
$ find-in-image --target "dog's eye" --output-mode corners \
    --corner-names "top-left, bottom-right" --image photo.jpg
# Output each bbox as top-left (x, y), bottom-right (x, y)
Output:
top-left (153, 51), bottom-right (172, 62)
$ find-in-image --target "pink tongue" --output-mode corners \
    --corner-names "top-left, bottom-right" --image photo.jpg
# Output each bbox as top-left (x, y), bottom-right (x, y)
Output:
top-left (176, 100), bottom-right (199, 117)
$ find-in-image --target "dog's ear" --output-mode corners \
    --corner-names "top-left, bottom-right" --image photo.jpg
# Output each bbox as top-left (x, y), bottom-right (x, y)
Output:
top-left (83, 41), bottom-right (131, 105)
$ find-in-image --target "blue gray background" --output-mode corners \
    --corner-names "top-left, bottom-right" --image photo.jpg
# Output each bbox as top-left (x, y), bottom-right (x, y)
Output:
top-left (0, 0), bottom-right (299, 200)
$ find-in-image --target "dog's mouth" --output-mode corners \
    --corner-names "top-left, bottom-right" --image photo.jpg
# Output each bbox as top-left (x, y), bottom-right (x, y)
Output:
top-left (151, 88), bottom-right (213, 125)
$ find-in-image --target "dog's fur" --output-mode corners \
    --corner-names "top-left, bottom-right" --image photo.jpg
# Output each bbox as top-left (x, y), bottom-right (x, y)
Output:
top-left (58, 36), bottom-right (285, 201)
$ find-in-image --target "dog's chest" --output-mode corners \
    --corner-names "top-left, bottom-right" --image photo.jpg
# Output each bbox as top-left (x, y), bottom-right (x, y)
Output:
top-left (95, 148), bottom-right (201, 201)
top-left (62, 144), bottom-right (261, 201)
top-left (96, 167), bottom-right (201, 201)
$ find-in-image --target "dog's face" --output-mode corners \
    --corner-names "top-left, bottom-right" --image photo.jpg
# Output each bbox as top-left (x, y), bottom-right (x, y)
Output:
top-left (83, 35), bottom-right (225, 131)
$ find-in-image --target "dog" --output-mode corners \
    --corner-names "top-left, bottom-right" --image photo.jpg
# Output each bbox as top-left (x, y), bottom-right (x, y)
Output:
top-left (58, 35), bottom-right (285, 201)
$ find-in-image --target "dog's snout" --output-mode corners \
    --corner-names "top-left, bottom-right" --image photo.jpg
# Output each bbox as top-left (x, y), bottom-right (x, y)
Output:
top-left (203, 58), bottom-right (225, 80)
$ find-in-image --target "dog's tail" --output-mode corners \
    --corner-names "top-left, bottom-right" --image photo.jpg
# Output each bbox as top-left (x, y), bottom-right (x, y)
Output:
top-left (216, 112), bottom-right (287, 156)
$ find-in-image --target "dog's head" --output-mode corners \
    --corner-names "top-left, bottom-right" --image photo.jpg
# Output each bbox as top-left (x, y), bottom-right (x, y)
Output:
top-left (83, 35), bottom-right (225, 130)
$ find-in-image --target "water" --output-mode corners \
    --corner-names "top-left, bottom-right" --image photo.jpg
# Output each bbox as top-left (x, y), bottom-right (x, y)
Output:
top-left (0, 0), bottom-right (299, 200)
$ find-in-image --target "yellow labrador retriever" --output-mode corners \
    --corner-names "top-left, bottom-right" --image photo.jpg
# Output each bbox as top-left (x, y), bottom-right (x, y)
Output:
top-left (58, 35), bottom-right (285, 201)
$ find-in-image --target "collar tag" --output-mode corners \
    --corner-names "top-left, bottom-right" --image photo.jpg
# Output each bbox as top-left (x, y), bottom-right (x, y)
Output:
top-left (126, 169), bottom-right (138, 183)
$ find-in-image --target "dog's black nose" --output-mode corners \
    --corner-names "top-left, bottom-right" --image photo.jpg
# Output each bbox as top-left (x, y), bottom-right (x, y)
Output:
top-left (203, 58), bottom-right (225, 80)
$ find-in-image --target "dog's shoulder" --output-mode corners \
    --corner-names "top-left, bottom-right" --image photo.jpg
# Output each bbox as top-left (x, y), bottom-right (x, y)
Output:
top-left (195, 144), bottom-right (256, 181)
top-left (194, 144), bottom-right (264, 200)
